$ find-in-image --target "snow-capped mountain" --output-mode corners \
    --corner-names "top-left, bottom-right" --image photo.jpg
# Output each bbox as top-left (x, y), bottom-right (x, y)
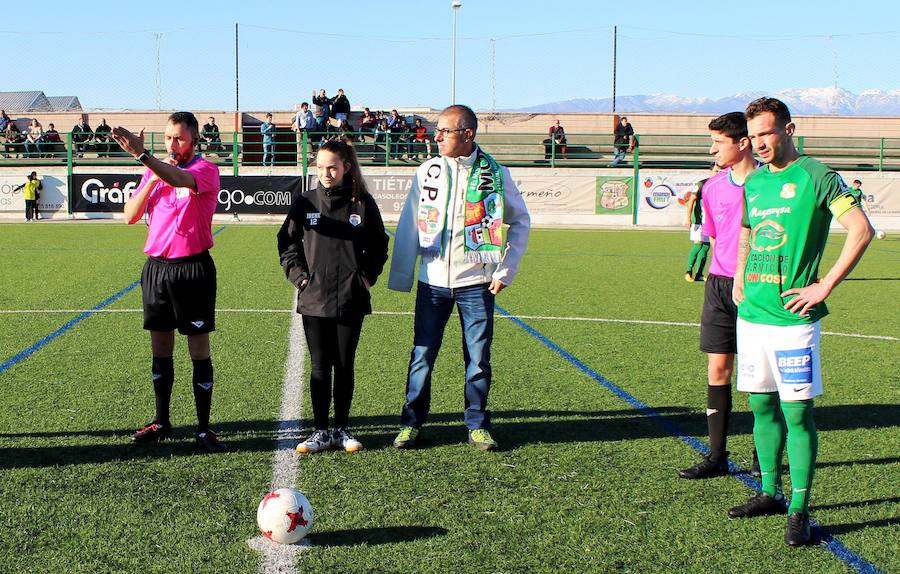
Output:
top-left (513, 87), bottom-right (900, 115)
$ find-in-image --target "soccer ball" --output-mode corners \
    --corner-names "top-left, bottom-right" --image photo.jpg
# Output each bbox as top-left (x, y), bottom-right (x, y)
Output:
top-left (257, 488), bottom-right (314, 544)
top-left (875, 230), bottom-right (886, 240)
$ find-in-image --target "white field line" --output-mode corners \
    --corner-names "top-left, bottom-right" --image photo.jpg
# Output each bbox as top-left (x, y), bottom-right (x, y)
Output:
top-left (246, 298), bottom-right (310, 572)
top-left (1, 308), bottom-right (896, 342)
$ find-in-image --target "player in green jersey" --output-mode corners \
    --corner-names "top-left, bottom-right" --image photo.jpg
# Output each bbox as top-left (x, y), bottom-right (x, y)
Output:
top-left (729, 98), bottom-right (874, 546)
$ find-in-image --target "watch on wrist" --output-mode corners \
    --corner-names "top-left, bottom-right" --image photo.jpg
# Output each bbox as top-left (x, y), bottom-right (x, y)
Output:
top-left (136, 149), bottom-right (151, 164)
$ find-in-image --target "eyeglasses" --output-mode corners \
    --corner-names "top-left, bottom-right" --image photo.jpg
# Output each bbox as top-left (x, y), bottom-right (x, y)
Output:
top-left (434, 127), bottom-right (470, 137)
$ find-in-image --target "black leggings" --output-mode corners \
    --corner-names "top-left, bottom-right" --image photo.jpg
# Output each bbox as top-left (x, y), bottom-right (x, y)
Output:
top-left (302, 314), bottom-right (364, 430)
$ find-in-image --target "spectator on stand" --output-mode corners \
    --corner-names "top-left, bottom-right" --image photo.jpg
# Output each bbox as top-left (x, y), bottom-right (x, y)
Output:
top-left (373, 119), bottom-right (389, 162)
top-left (394, 116), bottom-right (411, 160)
top-left (0, 110), bottom-right (10, 134)
top-left (330, 89), bottom-right (351, 123)
top-left (412, 118), bottom-right (431, 160)
top-left (4, 122), bottom-right (24, 158)
top-left (312, 89), bottom-right (331, 147)
top-left (358, 108), bottom-right (376, 141)
top-left (611, 116), bottom-right (635, 167)
top-left (72, 117), bottom-right (93, 158)
top-left (550, 119), bottom-right (567, 159)
top-left (25, 118), bottom-right (43, 158)
top-left (43, 123), bottom-right (64, 158)
top-left (201, 117), bottom-right (222, 154)
top-left (387, 109), bottom-right (401, 131)
top-left (261, 113), bottom-right (277, 167)
top-left (95, 118), bottom-right (113, 158)
top-left (292, 102), bottom-right (315, 162)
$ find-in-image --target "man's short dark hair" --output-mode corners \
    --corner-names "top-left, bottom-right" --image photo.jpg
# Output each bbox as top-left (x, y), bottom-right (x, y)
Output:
top-left (168, 111), bottom-right (199, 138)
top-left (301, 102), bottom-right (309, 107)
top-left (745, 97), bottom-right (792, 126)
top-left (708, 112), bottom-right (748, 142)
top-left (442, 104), bottom-right (478, 132)
top-left (853, 179), bottom-right (862, 185)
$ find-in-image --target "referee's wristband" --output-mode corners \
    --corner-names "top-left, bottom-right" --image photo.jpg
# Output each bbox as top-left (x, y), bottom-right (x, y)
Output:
top-left (136, 149), bottom-right (151, 164)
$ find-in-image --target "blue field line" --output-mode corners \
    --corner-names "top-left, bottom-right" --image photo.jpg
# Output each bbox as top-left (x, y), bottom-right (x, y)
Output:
top-left (0, 226), bottom-right (227, 377)
top-left (495, 304), bottom-right (883, 574)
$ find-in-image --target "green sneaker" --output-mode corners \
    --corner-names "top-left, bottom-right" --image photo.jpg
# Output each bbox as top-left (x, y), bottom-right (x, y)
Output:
top-left (393, 426), bottom-right (419, 449)
top-left (468, 429), bottom-right (498, 451)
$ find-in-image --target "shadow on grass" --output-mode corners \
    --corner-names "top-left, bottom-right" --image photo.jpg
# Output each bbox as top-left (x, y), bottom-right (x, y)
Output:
top-left (819, 517), bottom-right (900, 537)
top-left (308, 526), bottom-right (447, 548)
top-left (814, 496), bottom-right (900, 512)
top-left (815, 456), bottom-right (900, 469)
top-left (1, 404), bottom-right (897, 469)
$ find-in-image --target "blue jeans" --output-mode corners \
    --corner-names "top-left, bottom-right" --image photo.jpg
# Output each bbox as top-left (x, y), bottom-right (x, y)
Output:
top-left (401, 282), bottom-right (495, 430)
top-left (263, 143), bottom-right (274, 166)
top-left (611, 147), bottom-right (626, 166)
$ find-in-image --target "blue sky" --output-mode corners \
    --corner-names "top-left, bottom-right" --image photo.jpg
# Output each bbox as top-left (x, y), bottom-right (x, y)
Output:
top-left (5, 0), bottom-right (898, 111)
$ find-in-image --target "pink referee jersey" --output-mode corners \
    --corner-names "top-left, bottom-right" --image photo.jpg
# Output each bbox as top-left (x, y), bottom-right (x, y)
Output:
top-left (701, 168), bottom-right (745, 278)
top-left (141, 156), bottom-right (220, 258)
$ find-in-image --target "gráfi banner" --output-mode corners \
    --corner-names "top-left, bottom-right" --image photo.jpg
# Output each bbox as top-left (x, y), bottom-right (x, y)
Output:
top-left (71, 173), bottom-right (303, 214)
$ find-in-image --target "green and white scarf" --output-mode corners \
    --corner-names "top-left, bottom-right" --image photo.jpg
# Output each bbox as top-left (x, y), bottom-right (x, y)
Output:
top-left (416, 147), bottom-right (505, 262)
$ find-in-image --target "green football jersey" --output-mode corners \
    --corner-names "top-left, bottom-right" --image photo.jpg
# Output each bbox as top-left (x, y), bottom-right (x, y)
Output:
top-left (740, 156), bottom-right (860, 326)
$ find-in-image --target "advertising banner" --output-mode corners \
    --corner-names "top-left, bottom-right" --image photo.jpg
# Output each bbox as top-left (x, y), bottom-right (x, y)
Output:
top-left (515, 175), bottom-right (597, 214)
top-left (71, 174), bottom-right (303, 214)
top-left (0, 173), bottom-right (68, 216)
top-left (595, 176), bottom-right (633, 215)
top-left (636, 170), bottom-right (708, 226)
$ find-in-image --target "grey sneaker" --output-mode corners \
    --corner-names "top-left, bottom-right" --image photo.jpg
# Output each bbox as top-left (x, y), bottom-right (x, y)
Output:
top-left (296, 429), bottom-right (331, 454)
top-left (332, 428), bottom-right (363, 452)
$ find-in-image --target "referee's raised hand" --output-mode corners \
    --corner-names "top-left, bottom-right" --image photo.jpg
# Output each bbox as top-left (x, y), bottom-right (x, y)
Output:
top-left (112, 126), bottom-right (144, 157)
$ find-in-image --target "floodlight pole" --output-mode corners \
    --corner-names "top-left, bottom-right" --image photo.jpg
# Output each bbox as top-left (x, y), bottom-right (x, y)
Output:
top-left (452, 0), bottom-right (462, 105)
top-left (612, 25), bottom-right (617, 114)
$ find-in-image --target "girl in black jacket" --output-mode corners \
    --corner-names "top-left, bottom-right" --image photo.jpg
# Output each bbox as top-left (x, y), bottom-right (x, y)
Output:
top-left (277, 140), bottom-right (389, 453)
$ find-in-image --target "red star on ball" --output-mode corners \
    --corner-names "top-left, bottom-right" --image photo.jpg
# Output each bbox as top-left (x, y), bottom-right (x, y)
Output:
top-left (286, 507), bottom-right (309, 532)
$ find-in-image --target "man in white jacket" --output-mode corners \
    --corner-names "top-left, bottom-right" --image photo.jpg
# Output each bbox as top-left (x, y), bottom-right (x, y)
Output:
top-left (388, 105), bottom-right (531, 451)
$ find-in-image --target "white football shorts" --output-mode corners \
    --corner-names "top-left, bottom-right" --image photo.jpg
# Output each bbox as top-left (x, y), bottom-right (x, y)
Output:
top-left (689, 224), bottom-right (709, 243)
top-left (736, 317), bottom-right (823, 400)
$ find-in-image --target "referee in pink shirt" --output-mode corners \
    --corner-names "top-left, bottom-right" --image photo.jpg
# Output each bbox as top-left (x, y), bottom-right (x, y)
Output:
top-left (114, 112), bottom-right (226, 453)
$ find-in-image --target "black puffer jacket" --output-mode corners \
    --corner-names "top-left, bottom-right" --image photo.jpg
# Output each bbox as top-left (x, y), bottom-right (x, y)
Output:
top-left (277, 182), bottom-right (389, 318)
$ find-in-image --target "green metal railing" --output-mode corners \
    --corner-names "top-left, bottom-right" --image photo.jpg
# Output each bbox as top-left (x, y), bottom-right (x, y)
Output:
top-left (3, 130), bottom-right (898, 173)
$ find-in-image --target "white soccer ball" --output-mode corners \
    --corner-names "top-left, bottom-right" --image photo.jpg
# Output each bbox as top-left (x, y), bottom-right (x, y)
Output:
top-left (257, 488), bottom-right (314, 544)
top-left (875, 230), bottom-right (886, 240)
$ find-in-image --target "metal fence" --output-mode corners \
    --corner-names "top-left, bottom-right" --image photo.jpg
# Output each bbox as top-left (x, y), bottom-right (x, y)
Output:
top-left (3, 130), bottom-right (899, 174)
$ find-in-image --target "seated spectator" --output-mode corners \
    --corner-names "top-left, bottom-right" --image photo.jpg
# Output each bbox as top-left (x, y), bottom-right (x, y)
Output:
top-left (393, 116), bottom-right (410, 159)
top-left (72, 117), bottom-right (93, 157)
top-left (25, 118), bottom-right (44, 158)
top-left (43, 123), bottom-right (64, 157)
top-left (358, 107), bottom-right (376, 141)
top-left (387, 109), bottom-right (401, 130)
top-left (94, 118), bottom-right (112, 157)
top-left (411, 118), bottom-right (432, 160)
top-left (373, 119), bottom-right (389, 162)
top-left (201, 116), bottom-right (222, 154)
top-left (335, 119), bottom-right (354, 142)
top-left (548, 119), bottom-right (567, 159)
top-left (4, 122), bottom-right (24, 158)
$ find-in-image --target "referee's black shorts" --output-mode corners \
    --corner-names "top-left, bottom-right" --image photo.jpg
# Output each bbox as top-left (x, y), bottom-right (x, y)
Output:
top-left (141, 250), bottom-right (216, 335)
top-left (700, 273), bottom-right (737, 354)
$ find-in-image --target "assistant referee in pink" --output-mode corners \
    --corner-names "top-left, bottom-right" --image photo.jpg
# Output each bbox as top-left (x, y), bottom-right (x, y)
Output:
top-left (114, 111), bottom-right (227, 453)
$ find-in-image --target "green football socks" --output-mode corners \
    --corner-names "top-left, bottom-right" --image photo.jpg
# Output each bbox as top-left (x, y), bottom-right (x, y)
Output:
top-left (781, 399), bottom-right (817, 515)
top-left (748, 392), bottom-right (785, 497)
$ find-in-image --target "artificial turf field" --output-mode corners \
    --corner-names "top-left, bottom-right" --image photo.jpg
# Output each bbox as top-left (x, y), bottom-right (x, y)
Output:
top-left (0, 223), bottom-right (897, 574)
